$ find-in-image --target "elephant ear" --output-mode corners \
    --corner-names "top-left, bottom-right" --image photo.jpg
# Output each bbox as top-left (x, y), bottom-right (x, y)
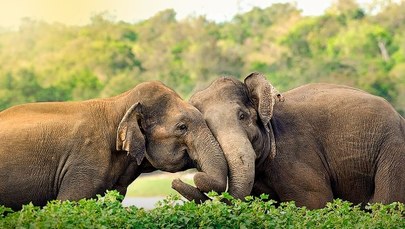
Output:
top-left (116, 102), bottom-right (146, 165)
top-left (244, 72), bottom-right (283, 132)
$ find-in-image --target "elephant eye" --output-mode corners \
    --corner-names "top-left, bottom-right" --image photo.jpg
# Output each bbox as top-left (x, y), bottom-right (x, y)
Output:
top-left (239, 113), bottom-right (245, 120)
top-left (178, 123), bottom-right (188, 132)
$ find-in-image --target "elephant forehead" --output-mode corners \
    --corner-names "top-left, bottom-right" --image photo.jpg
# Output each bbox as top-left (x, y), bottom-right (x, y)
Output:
top-left (158, 99), bottom-right (202, 122)
top-left (191, 77), bottom-right (249, 109)
top-left (209, 77), bottom-right (245, 96)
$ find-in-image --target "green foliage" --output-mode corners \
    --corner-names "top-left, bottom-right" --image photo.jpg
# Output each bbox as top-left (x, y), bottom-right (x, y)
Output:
top-left (0, 1), bottom-right (404, 113)
top-left (1, 191), bottom-right (404, 228)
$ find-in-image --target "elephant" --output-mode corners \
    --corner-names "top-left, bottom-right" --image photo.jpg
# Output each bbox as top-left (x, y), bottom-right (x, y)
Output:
top-left (0, 81), bottom-right (227, 210)
top-left (178, 72), bottom-right (405, 209)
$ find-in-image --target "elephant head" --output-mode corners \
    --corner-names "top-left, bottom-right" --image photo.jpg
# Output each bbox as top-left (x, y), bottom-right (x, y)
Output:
top-left (189, 73), bottom-right (282, 199)
top-left (116, 81), bottom-right (228, 194)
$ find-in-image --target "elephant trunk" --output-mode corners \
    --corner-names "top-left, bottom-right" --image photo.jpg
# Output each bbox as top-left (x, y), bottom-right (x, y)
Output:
top-left (216, 131), bottom-right (256, 199)
top-left (191, 127), bottom-right (228, 193)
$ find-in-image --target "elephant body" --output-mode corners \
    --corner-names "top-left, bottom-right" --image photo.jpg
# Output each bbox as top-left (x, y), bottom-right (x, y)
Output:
top-left (254, 83), bottom-right (405, 208)
top-left (0, 81), bottom-right (227, 210)
top-left (189, 73), bottom-right (405, 209)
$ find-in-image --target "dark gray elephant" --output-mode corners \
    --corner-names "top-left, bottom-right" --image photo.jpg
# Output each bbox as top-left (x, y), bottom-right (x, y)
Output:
top-left (0, 81), bottom-right (227, 210)
top-left (180, 72), bottom-right (405, 209)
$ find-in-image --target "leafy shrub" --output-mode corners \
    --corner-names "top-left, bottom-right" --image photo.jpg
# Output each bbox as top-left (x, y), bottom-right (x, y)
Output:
top-left (0, 191), bottom-right (404, 228)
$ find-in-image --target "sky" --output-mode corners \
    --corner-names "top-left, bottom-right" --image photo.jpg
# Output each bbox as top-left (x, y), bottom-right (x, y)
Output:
top-left (0, 0), bottom-right (372, 29)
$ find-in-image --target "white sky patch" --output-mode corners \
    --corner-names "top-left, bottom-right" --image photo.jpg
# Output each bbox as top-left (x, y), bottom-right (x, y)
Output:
top-left (0, 0), bottom-right (376, 29)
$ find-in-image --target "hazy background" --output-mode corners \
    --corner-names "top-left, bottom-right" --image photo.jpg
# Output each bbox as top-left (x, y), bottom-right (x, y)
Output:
top-left (0, 0), bottom-right (403, 113)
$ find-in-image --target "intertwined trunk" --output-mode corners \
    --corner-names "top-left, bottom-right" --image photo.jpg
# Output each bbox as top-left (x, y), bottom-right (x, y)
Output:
top-left (216, 130), bottom-right (256, 199)
top-left (191, 127), bottom-right (228, 193)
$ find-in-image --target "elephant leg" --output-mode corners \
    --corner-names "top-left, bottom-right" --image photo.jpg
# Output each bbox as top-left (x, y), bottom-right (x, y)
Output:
top-left (252, 179), bottom-right (280, 202)
top-left (277, 183), bottom-right (334, 209)
top-left (370, 152), bottom-right (405, 204)
top-left (56, 169), bottom-right (106, 201)
top-left (274, 162), bottom-right (333, 209)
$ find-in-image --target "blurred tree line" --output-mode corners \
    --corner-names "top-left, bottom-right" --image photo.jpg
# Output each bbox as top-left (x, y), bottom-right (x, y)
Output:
top-left (0, 0), bottom-right (404, 114)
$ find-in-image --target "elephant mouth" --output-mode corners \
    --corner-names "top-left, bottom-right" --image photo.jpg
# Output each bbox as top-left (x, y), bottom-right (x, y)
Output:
top-left (194, 160), bottom-right (202, 171)
top-left (187, 151), bottom-right (202, 171)
top-left (181, 148), bottom-right (197, 170)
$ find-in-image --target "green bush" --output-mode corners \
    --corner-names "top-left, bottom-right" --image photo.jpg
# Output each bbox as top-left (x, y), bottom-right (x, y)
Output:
top-left (0, 191), bottom-right (404, 228)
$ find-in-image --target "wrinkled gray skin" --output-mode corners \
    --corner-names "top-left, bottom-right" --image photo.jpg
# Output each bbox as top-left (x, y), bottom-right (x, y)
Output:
top-left (188, 72), bottom-right (405, 209)
top-left (0, 81), bottom-right (227, 210)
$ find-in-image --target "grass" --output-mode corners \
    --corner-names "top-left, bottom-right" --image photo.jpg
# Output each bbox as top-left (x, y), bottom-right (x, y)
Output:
top-left (125, 171), bottom-right (195, 197)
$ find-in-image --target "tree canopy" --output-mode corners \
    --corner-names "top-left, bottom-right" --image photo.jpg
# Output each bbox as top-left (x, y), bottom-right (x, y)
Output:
top-left (0, 1), bottom-right (404, 114)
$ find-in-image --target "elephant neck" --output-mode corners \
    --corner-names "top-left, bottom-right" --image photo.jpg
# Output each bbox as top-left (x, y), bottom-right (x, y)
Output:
top-left (136, 157), bottom-right (156, 172)
top-left (113, 88), bottom-right (142, 112)
top-left (93, 89), bottom-right (142, 150)
top-left (255, 122), bottom-right (275, 171)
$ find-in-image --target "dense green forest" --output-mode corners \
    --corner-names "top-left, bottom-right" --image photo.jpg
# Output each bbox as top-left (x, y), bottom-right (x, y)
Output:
top-left (0, 0), bottom-right (404, 114)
